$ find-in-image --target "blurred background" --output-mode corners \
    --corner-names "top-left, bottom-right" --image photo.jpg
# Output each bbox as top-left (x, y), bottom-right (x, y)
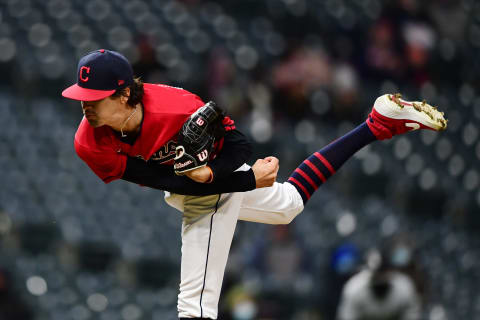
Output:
top-left (0, 0), bottom-right (479, 319)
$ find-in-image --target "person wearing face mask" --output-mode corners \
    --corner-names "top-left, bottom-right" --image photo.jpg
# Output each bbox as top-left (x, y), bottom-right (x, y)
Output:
top-left (337, 237), bottom-right (424, 320)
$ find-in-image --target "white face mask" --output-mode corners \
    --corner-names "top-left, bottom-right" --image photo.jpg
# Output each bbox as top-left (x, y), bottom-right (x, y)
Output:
top-left (232, 300), bottom-right (257, 320)
top-left (390, 246), bottom-right (412, 267)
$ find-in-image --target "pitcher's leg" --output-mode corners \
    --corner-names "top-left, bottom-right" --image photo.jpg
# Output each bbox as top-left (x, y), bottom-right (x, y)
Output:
top-left (238, 182), bottom-right (304, 224)
top-left (238, 94), bottom-right (448, 226)
top-left (288, 94), bottom-right (447, 204)
top-left (178, 193), bottom-right (244, 319)
top-left (237, 123), bottom-right (375, 225)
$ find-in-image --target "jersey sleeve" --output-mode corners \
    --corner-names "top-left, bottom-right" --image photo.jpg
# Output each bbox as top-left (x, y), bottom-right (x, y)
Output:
top-left (208, 129), bottom-right (252, 181)
top-left (74, 139), bottom-right (127, 183)
top-left (122, 156), bottom-right (256, 195)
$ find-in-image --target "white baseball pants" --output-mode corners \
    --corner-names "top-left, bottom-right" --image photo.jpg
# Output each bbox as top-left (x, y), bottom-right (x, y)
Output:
top-left (164, 166), bottom-right (304, 319)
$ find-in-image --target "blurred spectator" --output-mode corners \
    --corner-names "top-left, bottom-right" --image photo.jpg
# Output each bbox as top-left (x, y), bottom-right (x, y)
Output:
top-left (364, 19), bottom-right (404, 81)
top-left (249, 225), bottom-right (310, 291)
top-left (242, 224), bottom-right (312, 319)
top-left (223, 284), bottom-right (258, 320)
top-left (428, 0), bottom-right (468, 42)
top-left (263, 225), bottom-right (306, 287)
top-left (132, 34), bottom-right (165, 84)
top-left (272, 45), bottom-right (332, 120)
top-left (336, 235), bottom-right (424, 320)
top-left (322, 242), bottom-right (361, 319)
top-left (363, 0), bottom-right (437, 87)
top-left (0, 268), bottom-right (33, 319)
top-left (402, 21), bottom-right (435, 87)
top-left (330, 62), bottom-right (361, 121)
top-left (206, 46), bottom-right (250, 119)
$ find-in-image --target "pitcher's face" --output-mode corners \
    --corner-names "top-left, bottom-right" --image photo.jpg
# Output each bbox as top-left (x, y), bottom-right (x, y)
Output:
top-left (81, 96), bottom-right (121, 128)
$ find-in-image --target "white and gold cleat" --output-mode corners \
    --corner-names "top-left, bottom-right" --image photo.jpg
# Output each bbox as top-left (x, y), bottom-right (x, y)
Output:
top-left (366, 93), bottom-right (447, 140)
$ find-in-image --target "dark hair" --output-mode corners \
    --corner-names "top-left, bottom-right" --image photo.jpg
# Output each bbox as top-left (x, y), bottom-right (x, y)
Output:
top-left (111, 77), bottom-right (144, 107)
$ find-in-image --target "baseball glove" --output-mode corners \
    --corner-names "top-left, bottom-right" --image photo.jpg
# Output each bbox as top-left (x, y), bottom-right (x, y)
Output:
top-left (174, 101), bottom-right (225, 175)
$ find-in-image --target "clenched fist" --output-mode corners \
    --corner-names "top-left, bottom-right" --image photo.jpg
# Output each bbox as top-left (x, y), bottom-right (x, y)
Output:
top-left (252, 156), bottom-right (279, 188)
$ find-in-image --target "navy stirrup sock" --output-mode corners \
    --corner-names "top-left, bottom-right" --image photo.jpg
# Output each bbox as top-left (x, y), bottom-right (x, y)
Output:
top-left (288, 122), bottom-right (376, 204)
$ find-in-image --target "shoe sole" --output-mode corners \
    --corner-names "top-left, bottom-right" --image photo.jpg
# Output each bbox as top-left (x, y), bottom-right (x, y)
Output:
top-left (374, 93), bottom-right (448, 131)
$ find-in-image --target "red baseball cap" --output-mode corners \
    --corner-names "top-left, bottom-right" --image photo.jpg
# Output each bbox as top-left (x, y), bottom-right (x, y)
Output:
top-left (62, 49), bottom-right (133, 101)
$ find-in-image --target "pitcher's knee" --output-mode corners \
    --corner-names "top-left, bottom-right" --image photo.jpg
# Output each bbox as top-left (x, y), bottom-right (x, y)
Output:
top-left (276, 207), bottom-right (303, 224)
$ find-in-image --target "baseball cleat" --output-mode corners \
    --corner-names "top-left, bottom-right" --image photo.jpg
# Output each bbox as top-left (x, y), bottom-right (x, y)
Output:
top-left (366, 93), bottom-right (448, 140)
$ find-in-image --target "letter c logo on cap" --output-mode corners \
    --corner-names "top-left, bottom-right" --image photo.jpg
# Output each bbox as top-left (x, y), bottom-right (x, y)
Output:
top-left (79, 66), bottom-right (90, 82)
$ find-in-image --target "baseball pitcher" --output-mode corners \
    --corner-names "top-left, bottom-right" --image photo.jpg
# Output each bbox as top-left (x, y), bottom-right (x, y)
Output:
top-left (62, 50), bottom-right (447, 319)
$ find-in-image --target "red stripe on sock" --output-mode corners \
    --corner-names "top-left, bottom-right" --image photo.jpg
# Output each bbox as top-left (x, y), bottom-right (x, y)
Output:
top-left (304, 160), bottom-right (326, 183)
top-left (288, 177), bottom-right (311, 200)
top-left (314, 152), bottom-right (335, 174)
top-left (295, 168), bottom-right (319, 189)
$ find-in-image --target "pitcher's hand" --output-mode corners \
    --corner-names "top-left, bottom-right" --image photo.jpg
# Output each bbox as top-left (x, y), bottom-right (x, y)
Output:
top-left (252, 156), bottom-right (279, 188)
